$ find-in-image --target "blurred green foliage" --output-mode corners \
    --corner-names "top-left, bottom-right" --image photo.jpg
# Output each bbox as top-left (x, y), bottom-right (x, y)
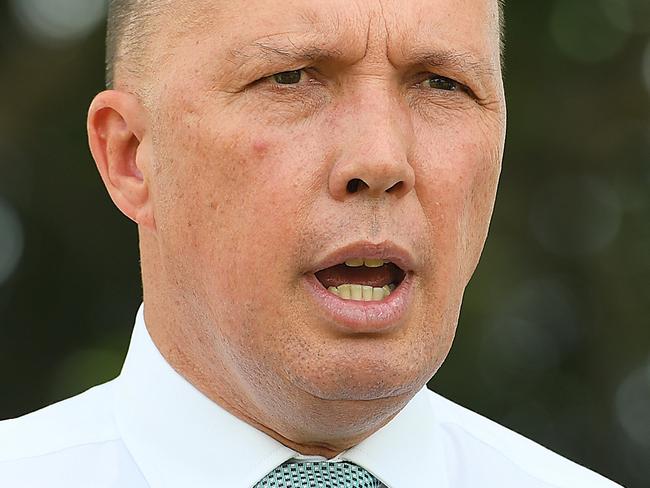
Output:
top-left (0, 1), bottom-right (648, 486)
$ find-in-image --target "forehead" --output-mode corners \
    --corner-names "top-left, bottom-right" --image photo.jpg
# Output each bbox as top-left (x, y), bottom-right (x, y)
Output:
top-left (167, 0), bottom-right (501, 67)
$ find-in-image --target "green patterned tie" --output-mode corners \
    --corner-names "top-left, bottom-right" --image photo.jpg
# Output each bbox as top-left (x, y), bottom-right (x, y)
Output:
top-left (254, 461), bottom-right (383, 488)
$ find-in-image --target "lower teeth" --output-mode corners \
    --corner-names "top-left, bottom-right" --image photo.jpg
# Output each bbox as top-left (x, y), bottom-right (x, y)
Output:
top-left (327, 283), bottom-right (396, 301)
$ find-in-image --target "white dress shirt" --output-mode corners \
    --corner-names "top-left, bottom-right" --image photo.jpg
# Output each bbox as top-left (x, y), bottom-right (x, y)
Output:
top-left (0, 305), bottom-right (622, 487)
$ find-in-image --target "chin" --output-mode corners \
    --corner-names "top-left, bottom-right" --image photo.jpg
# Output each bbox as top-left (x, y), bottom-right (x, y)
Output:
top-left (264, 308), bottom-right (453, 404)
top-left (283, 351), bottom-right (436, 403)
top-left (302, 382), bottom-right (419, 403)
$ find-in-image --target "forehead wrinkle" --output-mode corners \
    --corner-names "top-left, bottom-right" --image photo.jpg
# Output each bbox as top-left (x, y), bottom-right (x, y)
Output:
top-left (222, 2), bottom-right (382, 68)
top-left (223, 21), bottom-right (370, 71)
top-left (228, 38), bottom-right (344, 65)
top-left (377, 1), bottom-right (501, 72)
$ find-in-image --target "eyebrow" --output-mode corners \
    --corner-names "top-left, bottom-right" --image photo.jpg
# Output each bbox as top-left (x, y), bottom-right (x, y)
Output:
top-left (405, 50), bottom-right (499, 81)
top-left (227, 40), bottom-right (498, 82)
top-left (228, 41), bottom-right (343, 65)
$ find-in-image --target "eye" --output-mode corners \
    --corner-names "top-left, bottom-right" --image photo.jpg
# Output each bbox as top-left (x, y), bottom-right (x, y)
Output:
top-left (271, 69), bottom-right (304, 85)
top-left (421, 74), bottom-right (462, 91)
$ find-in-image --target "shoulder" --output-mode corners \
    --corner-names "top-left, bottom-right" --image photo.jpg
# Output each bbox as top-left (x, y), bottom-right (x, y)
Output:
top-left (0, 380), bottom-right (145, 487)
top-left (0, 380), bottom-right (120, 462)
top-left (424, 389), bottom-right (623, 488)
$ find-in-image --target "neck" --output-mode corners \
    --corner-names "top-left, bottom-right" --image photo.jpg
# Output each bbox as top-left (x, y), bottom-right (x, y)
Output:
top-left (207, 386), bottom-right (408, 459)
top-left (142, 293), bottom-right (411, 457)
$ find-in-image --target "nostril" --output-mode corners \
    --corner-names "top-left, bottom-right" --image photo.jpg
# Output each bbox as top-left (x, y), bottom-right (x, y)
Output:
top-left (346, 178), bottom-right (369, 194)
top-left (387, 181), bottom-right (403, 194)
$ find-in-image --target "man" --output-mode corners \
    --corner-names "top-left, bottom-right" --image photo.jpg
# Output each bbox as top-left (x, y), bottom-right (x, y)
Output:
top-left (0, 0), bottom-right (622, 487)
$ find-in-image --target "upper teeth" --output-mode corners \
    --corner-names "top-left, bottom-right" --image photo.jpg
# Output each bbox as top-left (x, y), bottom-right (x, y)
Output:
top-left (344, 258), bottom-right (388, 268)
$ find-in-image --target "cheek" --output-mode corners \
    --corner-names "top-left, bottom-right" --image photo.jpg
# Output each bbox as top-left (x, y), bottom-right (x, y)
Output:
top-left (415, 128), bottom-right (501, 278)
top-left (417, 138), bottom-right (495, 223)
top-left (162, 121), bottom-right (321, 297)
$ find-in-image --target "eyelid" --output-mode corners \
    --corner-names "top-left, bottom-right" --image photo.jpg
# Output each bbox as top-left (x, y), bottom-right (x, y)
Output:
top-left (416, 72), bottom-right (478, 100)
top-left (269, 69), bottom-right (304, 84)
top-left (419, 72), bottom-right (460, 88)
top-left (265, 67), bottom-right (310, 80)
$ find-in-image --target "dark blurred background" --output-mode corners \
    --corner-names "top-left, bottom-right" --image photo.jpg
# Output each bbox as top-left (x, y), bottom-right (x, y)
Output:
top-left (0, 0), bottom-right (648, 486)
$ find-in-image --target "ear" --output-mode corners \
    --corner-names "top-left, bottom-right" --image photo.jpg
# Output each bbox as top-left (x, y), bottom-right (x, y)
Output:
top-left (87, 90), bottom-right (156, 230)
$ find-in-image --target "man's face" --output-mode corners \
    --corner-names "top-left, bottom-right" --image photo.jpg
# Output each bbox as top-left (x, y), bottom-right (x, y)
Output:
top-left (144, 0), bottom-right (505, 407)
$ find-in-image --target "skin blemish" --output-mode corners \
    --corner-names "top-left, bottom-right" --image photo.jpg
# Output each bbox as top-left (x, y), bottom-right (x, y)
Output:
top-left (252, 139), bottom-right (271, 157)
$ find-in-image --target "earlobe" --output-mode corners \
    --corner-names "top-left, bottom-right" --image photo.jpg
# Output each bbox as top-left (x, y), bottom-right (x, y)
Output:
top-left (87, 90), bottom-right (156, 230)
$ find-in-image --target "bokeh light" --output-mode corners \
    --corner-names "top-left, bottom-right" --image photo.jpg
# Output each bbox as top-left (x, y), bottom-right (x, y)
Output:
top-left (550, 0), bottom-right (628, 63)
top-left (0, 197), bottom-right (24, 286)
top-left (600, 0), bottom-right (650, 34)
top-left (10, 0), bottom-right (107, 45)
top-left (615, 359), bottom-right (650, 448)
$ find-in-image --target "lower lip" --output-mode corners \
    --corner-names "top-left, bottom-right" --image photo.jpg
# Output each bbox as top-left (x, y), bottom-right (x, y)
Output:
top-left (302, 273), bottom-right (414, 334)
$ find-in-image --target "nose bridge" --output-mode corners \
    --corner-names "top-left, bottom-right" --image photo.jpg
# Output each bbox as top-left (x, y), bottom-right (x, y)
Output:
top-left (351, 83), bottom-right (407, 155)
top-left (329, 83), bottom-right (415, 201)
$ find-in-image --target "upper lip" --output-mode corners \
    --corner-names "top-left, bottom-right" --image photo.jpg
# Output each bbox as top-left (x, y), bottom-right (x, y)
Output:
top-left (309, 240), bottom-right (417, 274)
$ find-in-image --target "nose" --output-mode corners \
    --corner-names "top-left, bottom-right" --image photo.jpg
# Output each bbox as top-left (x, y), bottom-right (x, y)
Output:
top-left (328, 95), bottom-right (415, 202)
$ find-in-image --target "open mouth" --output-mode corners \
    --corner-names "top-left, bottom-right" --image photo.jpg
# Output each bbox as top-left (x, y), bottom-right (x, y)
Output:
top-left (314, 258), bottom-right (407, 302)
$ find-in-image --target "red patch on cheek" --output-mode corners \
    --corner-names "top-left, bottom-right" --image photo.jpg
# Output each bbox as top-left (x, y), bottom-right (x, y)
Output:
top-left (252, 139), bottom-right (270, 158)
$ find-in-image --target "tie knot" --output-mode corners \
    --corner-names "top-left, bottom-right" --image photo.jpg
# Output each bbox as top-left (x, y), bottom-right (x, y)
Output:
top-left (255, 461), bottom-right (382, 488)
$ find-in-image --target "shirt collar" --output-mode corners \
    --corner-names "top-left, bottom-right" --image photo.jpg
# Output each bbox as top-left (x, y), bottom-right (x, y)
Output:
top-left (342, 389), bottom-right (449, 488)
top-left (114, 304), bottom-right (448, 488)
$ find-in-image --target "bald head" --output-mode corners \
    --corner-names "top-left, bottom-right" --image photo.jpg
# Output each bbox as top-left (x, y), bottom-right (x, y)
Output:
top-left (105, 0), bottom-right (170, 89)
